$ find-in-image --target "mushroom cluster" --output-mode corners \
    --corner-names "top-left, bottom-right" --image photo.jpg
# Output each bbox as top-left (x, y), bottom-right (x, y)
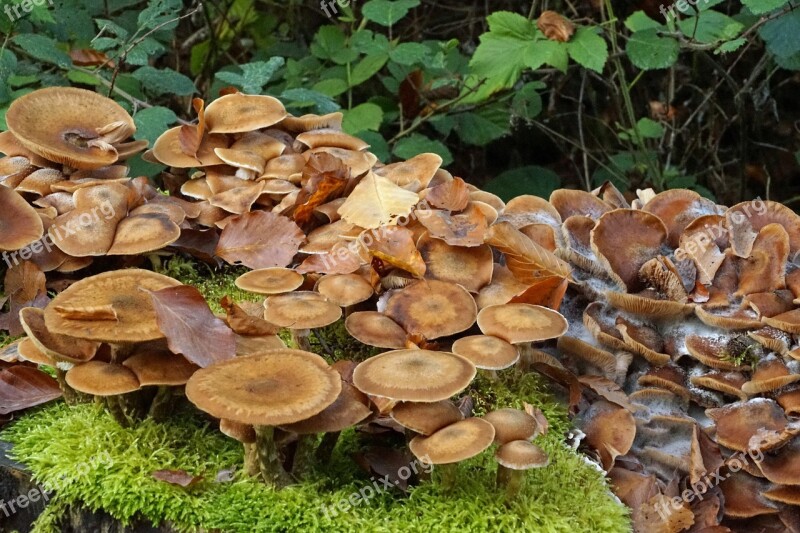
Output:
top-left (0, 88), bottom-right (194, 278)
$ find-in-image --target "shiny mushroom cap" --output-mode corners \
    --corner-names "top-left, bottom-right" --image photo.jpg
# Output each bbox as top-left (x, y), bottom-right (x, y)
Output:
top-left (185, 349), bottom-right (341, 426)
top-left (390, 400), bottom-right (464, 436)
top-left (408, 418), bottom-right (495, 465)
top-left (235, 267), bottom-right (304, 295)
top-left (344, 311), bottom-right (407, 349)
top-left (279, 382), bottom-right (371, 434)
top-left (263, 291), bottom-right (342, 329)
top-left (19, 306), bottom-right (100, 363)
top-left (483, 408), bottom-right (541, 444)
top-left (65, 361), bottom-right (140, 396)
top-left (495, 440), bottom-right (549, 470)
top-left (205, 93), bottom-right (287, 134)
top-left (122, 350), bottom-right (199, 386)
top-left (316, 274), bottom-right (374, 307)
top-left (477, 303), bottom-right (568, 344)
top-left (451, 335), bottom-right (519, 370)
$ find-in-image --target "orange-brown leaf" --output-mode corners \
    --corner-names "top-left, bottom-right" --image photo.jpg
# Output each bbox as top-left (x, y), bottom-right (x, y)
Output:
top-left (509, 275), bottom-right (568, 310)
top-left (220, 295), bottom-right (280, 336)
top-left (537, 11), bottom-right (575, 42)
top-left (366, 226), bottom-right (426, 278)
top-left (292, 153), bottom-right (350, 224)
top-left (69, 48), bottom-right (113, 67)
top-left (423, 177), bottom-right (469, 212)
top-left (216, 211), bottom-right (305, 269)
top-left (296, 242), bottom-right (363, 274)
top-left (416, 206), bottom-right (487, 247)
top-left (486, 222), bottom-right (572, 282)
top-left (179, 98), bottom-right (206, 157)
top-left (0, 366), bottom-right (62, 414)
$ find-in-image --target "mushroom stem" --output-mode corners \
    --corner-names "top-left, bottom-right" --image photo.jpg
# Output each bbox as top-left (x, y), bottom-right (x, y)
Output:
top-left (516, 342), bottom-right (534, 369)
top-left (55, 368), bottom-right (81, 405)
top-left (243, 443), bottom-right (259, 477)
top-left (290, 329), bottom-right (312, 351)
top-left (109, 342), bottom-right (135, 363)
top-left (105, 396), bottom-right (131, 427)
top-left (496, 465), bottom-right (524, 500)
top-left (314, 431), bottom-right (341, 463)
top-left (437, 463), bottom-right (458, 492)
top-left (254, 425), bottom-right (292, 487)
top-left (149, 386), bottom-right (173, 421)
top-left (292, 434), bottom-right (316, 479)
top-left (479, 369), bottom-right (499, 381)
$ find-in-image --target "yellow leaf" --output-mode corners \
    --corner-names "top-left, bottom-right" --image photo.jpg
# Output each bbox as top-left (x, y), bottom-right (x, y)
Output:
top-left (486, 222), bottom-right (572, 282)
top-left (337, 172), bottom-right (419, 229)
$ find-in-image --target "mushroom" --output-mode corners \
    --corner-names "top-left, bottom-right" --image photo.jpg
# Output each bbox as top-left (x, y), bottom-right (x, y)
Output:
top-left (185, 349), bottom-right (341, 486)
top-left (204, 93), bottom-right (288, 134)
top-left (65, 361), bottom-right (141, 426)
top-left (344, 311), bottom-right (408, 349)
top-left (315, 273), bottom-right (374, 316)
top-left (476, 303), bottom-right (568, 363)
top-left (390, 400), bottom-right (464, 442)
top-left (235, 267), bottom-right (304, 295)
top-left (483, 408), bottom-right (542, 445)
top-left (220, 419), bottom-right (258, 476)
top-left (122, 350), bottom-right (199, 420)
top-left (262, 291), bottom-right (342, 351)
top-left (384, 280), bottom-right (477, 341)
top-left (451, 335), bottom-right (519, 379)
top-left (494, 440), bottom-right (549, 500)
top-left (408, 418), bottom-right (495, 491)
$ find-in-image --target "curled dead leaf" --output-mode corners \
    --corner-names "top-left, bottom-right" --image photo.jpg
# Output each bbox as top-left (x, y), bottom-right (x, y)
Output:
top-left (537, 11), bottom-right (575, 42)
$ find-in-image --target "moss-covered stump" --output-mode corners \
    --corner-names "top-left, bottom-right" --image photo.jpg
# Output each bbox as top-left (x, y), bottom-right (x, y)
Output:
top-left (0, 372), bottom-right (630, 533)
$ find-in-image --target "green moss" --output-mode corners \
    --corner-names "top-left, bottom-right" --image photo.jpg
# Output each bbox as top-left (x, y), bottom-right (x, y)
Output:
top-left (3, 373), bottom-right (630, 533)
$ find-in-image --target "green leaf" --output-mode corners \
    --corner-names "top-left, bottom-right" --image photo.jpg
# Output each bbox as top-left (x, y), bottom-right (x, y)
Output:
top-left (313, 78), bottom-right (349, 97)
top-left (11, 34), bottom-right (72, 68)
top-left (626, 29), bottom-right (680, 69)
top-left (455, 107), bottom-right (509, 146)
top-left (567, 27), bottom-right (608, 73)
top-left (350, 53), bottom-right (389, 86)
top-left (716, 38), bottom-right (747, 54)
top-left (635, 118), bottom-right (665, 139)
top-left (389, 42), bottom-right (430, 66)
top-left (281, 88), bottom-right (340, 114)
top-left (66, 70), bottom-right (103, 86)
top-left (625, 11), bottom-right (663, 32)
top-left (241, 58), bottom-right (284, 93)
top-left (356, 131), bottom-right (390, 162)
top-left (0, 50), bottom-right (17, 104)
top-left (511, 82), bottom-right (544, 120)
top-left (138, 0), bottom-right (183, 30)
top-left (742, 0), bottom-right (789, 15)
top-left (343, 103), bottom-right (384, 134)
top-left (362, 0), bottom-right (420, 26)
top-left (677, 11), bottom-right (743, 44)
top-left (132, 66), bottom-right (196, 96)
top-left (310, 26), bottom-right (354, 63)
top-left (484, 166), bottom-right (561, 201)
top-left (94, 18), bottom-right (129, 39)
top-left (527, 40), bottom-right (569, 72)
top-left (469, 33), bottom-right (535, 98)
top-left (126, 38), bottom-right (165, 66)
top-left (132, 106), bottom-right (177, 145)
top-left (759, 11), bottom-right (800, 59)
top-left (393, 133), bottom-right (453, 166)
top-left (486, 11), bottom-right (537, 39)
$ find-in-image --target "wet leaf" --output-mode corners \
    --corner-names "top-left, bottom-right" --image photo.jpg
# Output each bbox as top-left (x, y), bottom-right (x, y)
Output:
top-left (423, 177), bottom-right (469, 211)
top-left (509, 275), bottom-right (568, 310)
top-left (216, 211), bottom-right (305, 269)
top-left (416, 207), bottom-right (487, 247)
top-left (0, 366), bottom-right (62, 415)
top-left (292, 153), bottom-right (351, 225)
top-left (296, 242), bottom-right (364, 274)
top-left (220, 296), bottom-right (279, 336)
top-left (148, 285), bottom-right (236, 368)
top-left (179, 98), bottom-right (205, 157)
top-left (537, 11), bottom-right (575, 42)
top-left (68, 48), bottom-right (113, 67)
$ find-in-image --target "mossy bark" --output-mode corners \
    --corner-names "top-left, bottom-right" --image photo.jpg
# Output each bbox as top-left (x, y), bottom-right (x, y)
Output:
top-left (292, 434), bottom-right (316, 479)
top-left (254, 426), bottom-right (292, 487)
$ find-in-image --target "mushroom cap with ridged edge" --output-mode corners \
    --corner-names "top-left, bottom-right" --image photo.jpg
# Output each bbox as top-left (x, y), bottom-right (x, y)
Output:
top-left (185, 349), bottom-right (342, 426)
top-left (352, 349), bottom-right (476, 402)
top-left (17, 338), bottom-right (56, 366)
top-left (278, 382), bottom-right (371, 434)
top-left (385, 280), bottom-right (477, 340)
top-left (19, 306), bottom-right (100, 363)
top-left (315, 273), bottom-right (374, 307)
top-left (6, 87), bottom-right (134, 169)
top-left (235, 267), bottom-right (304, 295)
top-left (263, 291), bottom-right (342, 329)
top-left (205, 93), bottom-right (287, 134)
top-left (43, 269), bottom-right (182, 343)
top-left (344, 311), bottom-right (407, 349)
top-left (451, 335), bottom-right (519, 370)
top-left (65, 361), bottom-right (140, 396)
top-left (122, 350), bottom-right (199, 386)
top-left (220, 419), bottom-right (256, 444)
top-left (390, 400), bottom-right (464, 436)
top-left (496, 440), bottom-right (549, 470)
top-left (0, 187), bottom-right (44, 252)
top-left (483, 408), bottom-right (540, 444)
top-left (409, 417), bottom-right (495, 465)
top-left (477, 303), bottom-right (568, 345)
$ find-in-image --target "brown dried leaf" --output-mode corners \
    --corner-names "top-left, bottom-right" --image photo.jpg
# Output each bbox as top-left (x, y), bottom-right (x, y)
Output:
top-left (537, 11), bottom-right (575, 42)
top-left (416, 207), bottom-right (487, 247)
top-left (366, 226), bottom-right (426, 278)
top-left (148, 286), bottom-right (236, 368)
top-left (69, 48), bottom-right (113, 67)
top-left (179, 98), bottom-right (206, 157)
top-left (297, 242), bottom-right (363, 274)
top-left (0, 366), bottom-right (62, 415)
top-left (486, 222), bottom-right (572, 283)
top-left (220, 296), bottom-right (279, 336)
top-left (423, 177), bottom-right (469, 211)
top-left (53, 304), bottom-right (117, 321)
top-left (216, 211), bottom-right (305, 269)
top-left (292, 153), bottom-right (350, 225)
top-left (509, 275), bottom-right (568, 310)
top-left (152, 469), bottom-right (204, 488)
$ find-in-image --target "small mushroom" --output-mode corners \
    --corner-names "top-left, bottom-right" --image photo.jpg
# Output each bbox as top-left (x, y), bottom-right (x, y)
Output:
top-left (263, 291), bottom-right (341, 351)
top-left (451, 335), bottom-right (519, 379)
top-left (344, 311), bottom-right (408, 349)
top-left (384, 280), bottom-right (477, 341)
top-left (65, 361), bottom-right (141, 426)
top-left (315, 273), bottom-right (374, 315)
top-left (477, 303), bottom-right (568, 363)
top-left (235, 267), bottom-right (304, 295)
top-left (122, 350), bottom-right (199, 420)
top-left (494, 440), bottom-right (549, 500)
top-left (220, 419), bottom-right (258, 476)
top-left (390, 400), bottom-right (464, 437)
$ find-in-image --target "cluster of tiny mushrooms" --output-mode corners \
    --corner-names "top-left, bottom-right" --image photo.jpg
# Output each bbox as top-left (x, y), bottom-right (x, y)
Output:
top-left (2, 87), bottom-right (800, 528)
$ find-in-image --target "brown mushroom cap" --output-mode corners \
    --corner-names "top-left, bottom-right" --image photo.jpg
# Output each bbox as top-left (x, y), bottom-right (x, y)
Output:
top-left (235, 267), bottom-right (304, 295)
top-left (477, 303), bottom-right (568, 344)
top-left (385, 280), bottom-right (477, 340)
top-left (122, 350), bottom-right (199, 386)
top-left (591, 209), bottom-right (668, 292)
top-left (0, 187), bottom-right (44, 251)
top-left (390, 400), bottom-right (464, 436)
top-left (107, 213), bottom-right (181, 256)
top-left (417, 236), bottom-right (493, 293)
top-left (451, 335), bottom-right (519, 370)
top-left (316, 274), bottom-right (374, 307)
top-left (374, 153), bottom-right (442, 188)
top-left (344, 311), bottom-right (407, 349)
top-left (763, 308), bottom-right (800, 334)
top-left (495, 440), bottom-right (549, 470)
top-left (604, 291), bottom-right (694, 319)
top-left (263, 291), bottom-right (342, 329)
top-left (205, 93), bottom-right (287, 134)
top-left (279, 382), bottom-right (371, 434)
top-left (643, 189), bottom-right (720, 247)
top-left (685, 334), bottom-right (745, 371)
top-left (6, 87), bottom-right (134, 169)
top-left (757, 438), bottom-right (800, 486)
top-left (689, 371), bottom-right (748, 402)
top-left (549, 189), bottom-right (611, 220)
top-left (152, 128), bottom-right (227, 168)
top-left (19, 307), bottom-right (100, 363)
top-left (483, 408), bottom-right (540, 444)
top-left (742, 358), bottom-right (800, 394)
top-left (581, 400), bottom-right (636, 470)
top-left (65, 361), bottom-right (140, 396)
top-left (44, 269), bottom-right (182, 343)
top-left (719, 471), bottom-right (778, 519)
top-left (17, 338), bottom-right (55, 366)
top-left (185, 349), bottom-right (341, 426)
top-left (408, 417), bottom-right (496, 464)
top-left (352, 349), bottom-right (476, 402)
top-left (762, 485), bottom-right (800, 506)
top-left (220, 418), bottom-right (256, 443)
top-left (713, 399), bottom-right (788, 452)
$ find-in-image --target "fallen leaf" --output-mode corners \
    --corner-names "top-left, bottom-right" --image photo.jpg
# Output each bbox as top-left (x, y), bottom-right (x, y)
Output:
top-left (152, 469), bottom-right (204, 488)
top-left (148, 286), bottom-right (236, 367)
top-left (338, 172), bottom-right (419, 229)
top-left (220, 296), bottom-right (279, 336)
top-left (68, 48), bottom-right (113, 67)
top-left (486, 222), bottom-right (572, 282)
top-left (53, 304), bottom-right (117, 321)
top-left (179, 98), bottom-right (206, 157)
top-left (216, 211), bottom-right (305, 269)
top-left (509, 275), bottom-right (568, 310)
top-left (366, 226), bottom-right (426, 278)
top-left (416, 207), bottom-right (487, 247)
top-left (423, 177), bottom-right (469, 212)
top-left (537, 11), bottom-right (575, 42)
top-left (170, 228), bottom-right (220, 261)
top-left (292, 153), bottom-right (350, 225)
top-left (1, 261), bottom-right (48, 335)
top-left (0, 366), bottom-right (62, 415)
